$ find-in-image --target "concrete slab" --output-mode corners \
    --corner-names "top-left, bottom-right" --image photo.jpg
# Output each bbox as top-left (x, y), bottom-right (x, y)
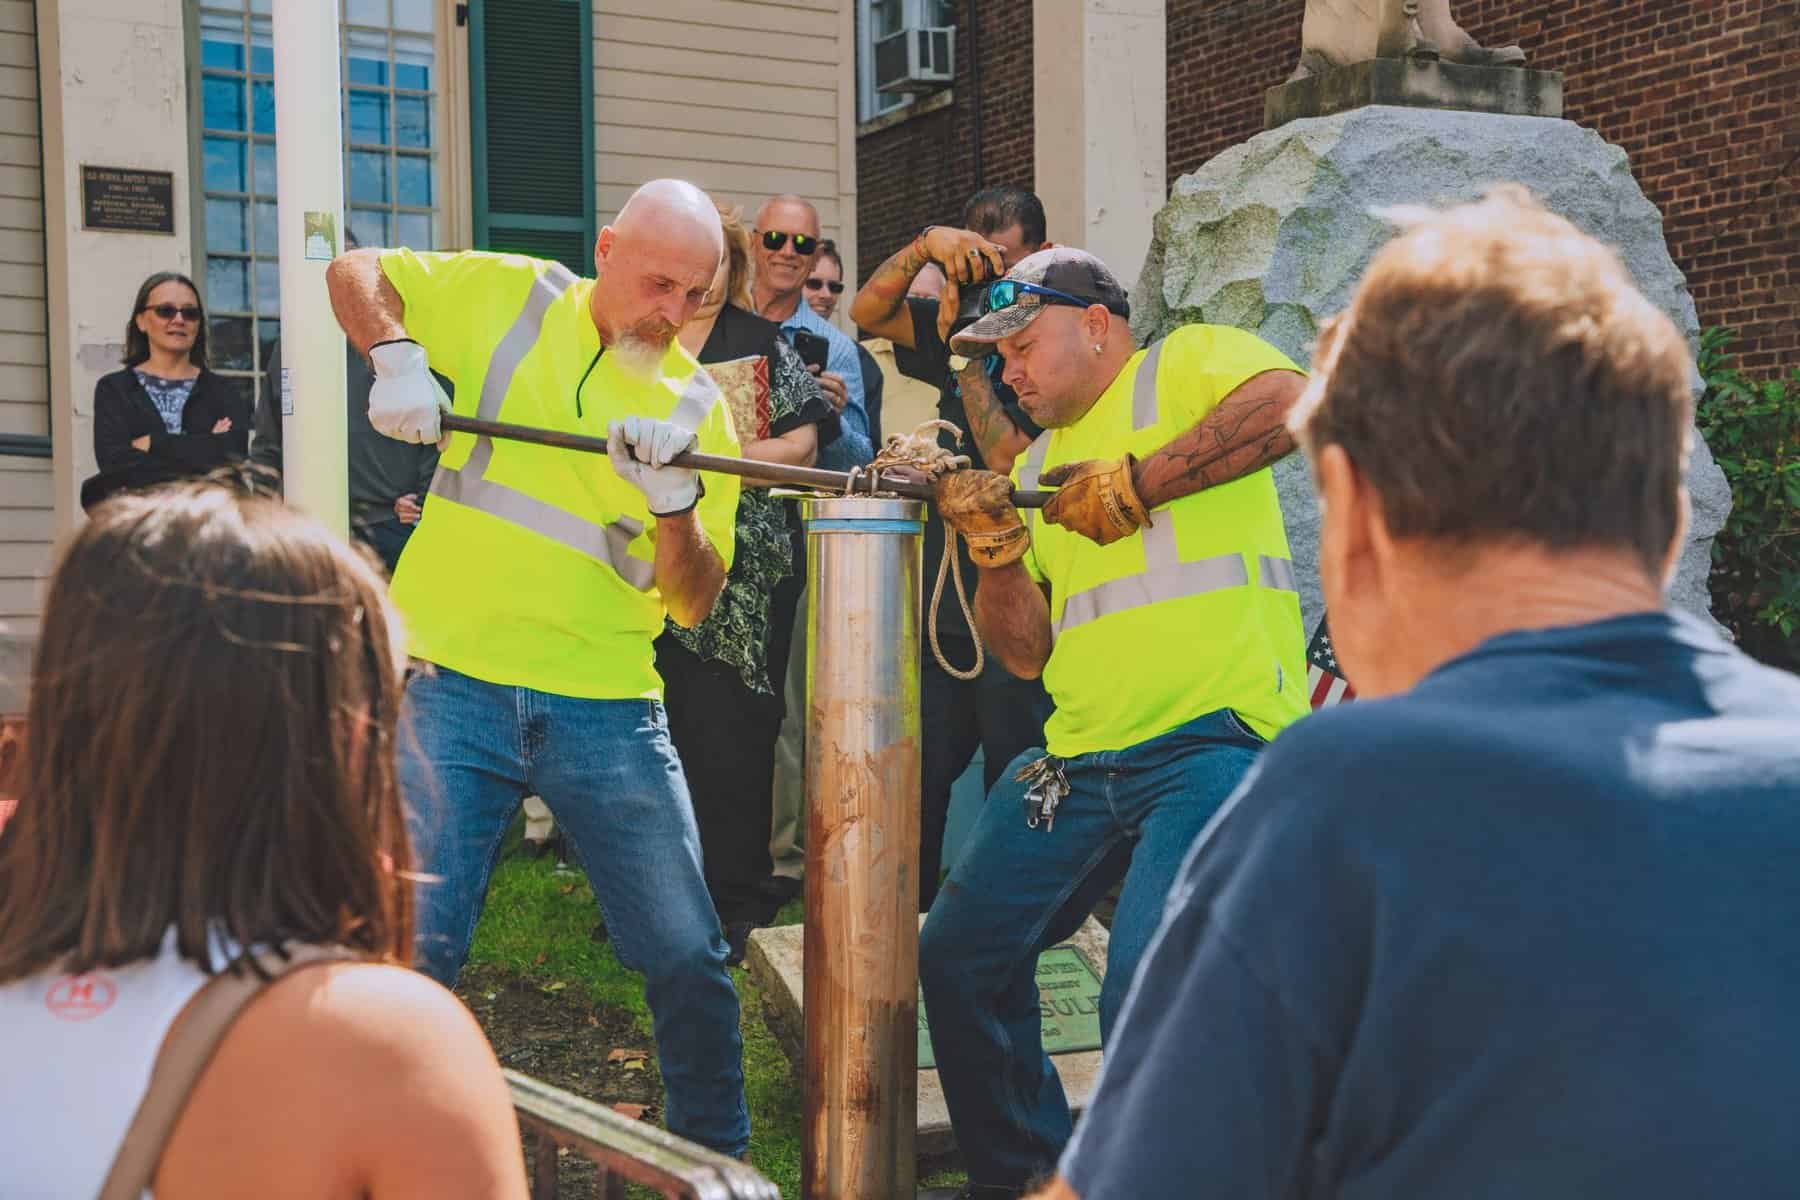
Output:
top-left (747, 916), bottom-right (1111, 1157)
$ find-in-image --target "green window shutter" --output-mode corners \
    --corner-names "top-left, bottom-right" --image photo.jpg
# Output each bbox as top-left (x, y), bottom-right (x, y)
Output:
top-left (469, 0), bottom-right (596, 275)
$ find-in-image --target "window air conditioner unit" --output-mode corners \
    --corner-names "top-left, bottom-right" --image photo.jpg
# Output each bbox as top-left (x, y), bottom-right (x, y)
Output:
top-left (874, 24), bottom-right (955, 94)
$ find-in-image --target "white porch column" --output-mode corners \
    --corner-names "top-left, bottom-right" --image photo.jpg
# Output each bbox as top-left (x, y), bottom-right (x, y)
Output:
top-left (272, 0), bottom-right (347, 536)
top-left (1032, 0), bottom-right (1166, 290)
top-left (36, 0), bottom-right (193, 533)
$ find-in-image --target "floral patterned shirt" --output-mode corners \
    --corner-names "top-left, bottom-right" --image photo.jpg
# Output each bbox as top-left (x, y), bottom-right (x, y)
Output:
top-left (665, 311), bottom-right (832, 693)
top-left (134, 370), bottom-right (198, 435)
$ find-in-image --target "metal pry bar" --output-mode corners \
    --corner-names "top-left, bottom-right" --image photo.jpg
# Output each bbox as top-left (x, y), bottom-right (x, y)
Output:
top-left (438, 413), bottom-right (1056, 509)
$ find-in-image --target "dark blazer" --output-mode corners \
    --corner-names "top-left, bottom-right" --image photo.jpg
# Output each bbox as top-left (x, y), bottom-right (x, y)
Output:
top-left (83, 367), bottom-right (253, 509)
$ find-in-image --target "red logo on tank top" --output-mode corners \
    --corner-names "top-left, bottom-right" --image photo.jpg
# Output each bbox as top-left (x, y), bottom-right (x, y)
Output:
top-left (45, 973), bottom-right (118, 1021)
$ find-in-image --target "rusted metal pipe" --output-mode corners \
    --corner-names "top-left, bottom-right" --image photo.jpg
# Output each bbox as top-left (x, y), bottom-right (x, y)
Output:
top-left (801, 497), bottom-right (923, 1199)
top-left (437, 413), bottom-right (1055, 508)
top-left (506, 1070), bottom-right (775, 1200)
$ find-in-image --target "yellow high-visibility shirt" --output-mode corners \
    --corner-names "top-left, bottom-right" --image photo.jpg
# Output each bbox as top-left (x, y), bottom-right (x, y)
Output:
top-left (381, 248), bottom-right (740, 699)
top-left (1012, 324), bottom-right (1309, 756)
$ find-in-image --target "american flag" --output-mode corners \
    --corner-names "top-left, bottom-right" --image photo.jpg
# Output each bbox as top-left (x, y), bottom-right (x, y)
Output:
top-left (1307, 620), bottom-right (1356, 709)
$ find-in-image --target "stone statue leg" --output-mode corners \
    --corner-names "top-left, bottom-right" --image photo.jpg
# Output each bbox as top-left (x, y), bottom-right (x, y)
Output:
top-left (1290, 0), bottom-right (1378, 81)
top-left (1291, 0), bottom-right (1525, 80)
top-left (1416, 0), bottom-right (1526, 66)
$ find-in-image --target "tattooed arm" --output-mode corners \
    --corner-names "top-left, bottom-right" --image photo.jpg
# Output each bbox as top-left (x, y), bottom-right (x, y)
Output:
top-left (955, 361), bottom-right (1034, 475)
top-left (849, 227), bottom-right (1005, 349)
top-left (848, 240), bottom-right (933, 347)
top-left (1131, 369), bottom-right (1305, 508)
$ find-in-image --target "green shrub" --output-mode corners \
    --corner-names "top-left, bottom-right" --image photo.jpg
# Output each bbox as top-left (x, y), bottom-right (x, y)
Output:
top-left (1695, 327), bottom-right (1800, 671)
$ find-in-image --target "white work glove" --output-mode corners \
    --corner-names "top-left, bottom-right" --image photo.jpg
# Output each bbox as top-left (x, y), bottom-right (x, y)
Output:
top-left (368, 339), bottom-right (451, 445)
top-left (607, 416), bottom-right (701, 516)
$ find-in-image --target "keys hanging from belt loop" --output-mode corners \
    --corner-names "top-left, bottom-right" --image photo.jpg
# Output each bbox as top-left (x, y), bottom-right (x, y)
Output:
top-left (1016, 754), bottom-right (1070, 832)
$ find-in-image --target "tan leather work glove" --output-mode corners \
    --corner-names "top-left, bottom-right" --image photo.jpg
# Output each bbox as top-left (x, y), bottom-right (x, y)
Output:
top-left (933, 470), bottom-right (1030, 567)
top-left (1039, 456), bottom-right (1152, 546)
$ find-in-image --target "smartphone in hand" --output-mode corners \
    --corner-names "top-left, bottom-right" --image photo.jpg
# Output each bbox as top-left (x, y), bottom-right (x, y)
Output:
top-left (789, 329), bottom-right (831, 373)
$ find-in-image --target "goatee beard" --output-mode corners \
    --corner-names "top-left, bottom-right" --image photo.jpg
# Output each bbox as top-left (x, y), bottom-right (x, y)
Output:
top-left (613, 328), bottom-right (673, 375)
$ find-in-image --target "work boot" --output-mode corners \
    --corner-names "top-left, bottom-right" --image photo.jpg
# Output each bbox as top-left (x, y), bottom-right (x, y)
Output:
top-left (917, 1186), bottom-right (1024, 1200)
top-left (723, 920), bottom-right (756, 968)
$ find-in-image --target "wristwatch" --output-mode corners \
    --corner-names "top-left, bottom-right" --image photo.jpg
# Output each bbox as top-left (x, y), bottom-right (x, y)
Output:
top-left (947, 353), bottom-right (974, 374)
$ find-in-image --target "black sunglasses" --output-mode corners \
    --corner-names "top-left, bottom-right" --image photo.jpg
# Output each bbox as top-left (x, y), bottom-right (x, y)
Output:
top-left (143, 303), bottom-right (203, 322)
top-left (760, 230), bottom-right (820, 255)
top-left (805, 278), bottom-right (846, 295)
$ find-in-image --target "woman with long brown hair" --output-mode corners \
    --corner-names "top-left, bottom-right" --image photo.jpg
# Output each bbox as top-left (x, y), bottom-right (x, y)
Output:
top-left (0, 484), bottom-right (525, 1197)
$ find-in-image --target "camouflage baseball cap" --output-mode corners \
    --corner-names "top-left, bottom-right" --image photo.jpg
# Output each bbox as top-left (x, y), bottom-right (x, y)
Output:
top-left (950, 247), bottom-right (1131, 357)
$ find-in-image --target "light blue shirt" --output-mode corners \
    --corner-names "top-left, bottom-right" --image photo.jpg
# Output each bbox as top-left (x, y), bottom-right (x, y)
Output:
top-left (778, 301), bottom-right (873, 470)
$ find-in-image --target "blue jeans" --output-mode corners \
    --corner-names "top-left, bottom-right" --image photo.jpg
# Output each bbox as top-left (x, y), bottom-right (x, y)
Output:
top-left (918, 708), bottom-right (1265, 1187)
top-left (353, 516), bottom-right (414, 576)
top-left (920, 649), bottom-right (1054, 911)
top-left (398, 664), bottom-right (749, 1156)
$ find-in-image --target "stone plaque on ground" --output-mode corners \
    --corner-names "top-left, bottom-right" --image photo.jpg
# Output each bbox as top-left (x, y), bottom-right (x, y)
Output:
top-left (917, 945), bottom-right (1102, 1070)
top-left (748, 916), bottom-right (1111, 1156)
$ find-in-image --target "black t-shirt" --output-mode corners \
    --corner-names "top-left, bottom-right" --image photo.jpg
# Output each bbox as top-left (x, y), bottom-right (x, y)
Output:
top-left (892, 297), bottom-right (1042, 645)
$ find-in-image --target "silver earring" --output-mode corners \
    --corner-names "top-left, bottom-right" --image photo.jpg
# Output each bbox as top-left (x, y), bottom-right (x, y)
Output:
top-left (1093, 345), bottom-right (1103, 354)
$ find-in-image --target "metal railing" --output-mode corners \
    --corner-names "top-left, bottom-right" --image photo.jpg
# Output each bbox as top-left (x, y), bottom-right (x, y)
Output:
top-left (506, 1070), bottom-right (780, 1200)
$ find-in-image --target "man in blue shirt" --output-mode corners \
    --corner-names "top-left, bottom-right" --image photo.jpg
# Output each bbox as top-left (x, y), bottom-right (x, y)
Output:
top-left (751, 195), bottom-right (872, 471)
top-left (1034, 187), bottom-right (1800, 1200)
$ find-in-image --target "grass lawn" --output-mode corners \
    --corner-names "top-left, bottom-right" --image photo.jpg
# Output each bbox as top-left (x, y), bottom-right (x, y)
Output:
top-left (464, 845), bottom-right (964, 1197)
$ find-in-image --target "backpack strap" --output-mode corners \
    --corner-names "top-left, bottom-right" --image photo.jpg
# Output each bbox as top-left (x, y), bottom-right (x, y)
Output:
top-left (98, 944), bottom-right (359, 1200)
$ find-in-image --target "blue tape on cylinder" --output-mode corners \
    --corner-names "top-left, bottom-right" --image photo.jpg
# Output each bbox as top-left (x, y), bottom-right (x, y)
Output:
top-left (804, 518), bottom-right (924, 534)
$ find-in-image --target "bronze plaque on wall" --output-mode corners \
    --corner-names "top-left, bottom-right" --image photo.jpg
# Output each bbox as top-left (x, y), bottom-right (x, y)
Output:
top-left (81, 165), bottom-right (175, 235)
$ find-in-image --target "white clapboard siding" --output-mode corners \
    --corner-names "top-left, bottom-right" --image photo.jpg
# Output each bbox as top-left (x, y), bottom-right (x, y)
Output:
top-left (593, 1), bottom-right (848, 249)
top-left (0, 0), bottom-right (49, 639)
top-left (0, 458), bottom-right (51, 625)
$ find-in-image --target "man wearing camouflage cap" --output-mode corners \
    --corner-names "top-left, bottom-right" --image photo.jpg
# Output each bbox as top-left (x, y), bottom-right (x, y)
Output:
top-left (918, 247), bottom-right (1311, 1199)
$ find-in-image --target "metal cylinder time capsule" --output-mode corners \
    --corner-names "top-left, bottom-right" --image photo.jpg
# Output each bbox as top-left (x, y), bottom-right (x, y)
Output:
top-left (800, 497), bottom-right (923, 1200)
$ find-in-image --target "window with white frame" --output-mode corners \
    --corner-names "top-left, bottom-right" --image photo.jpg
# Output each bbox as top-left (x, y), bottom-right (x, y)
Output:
top-left (195, 0), bottom-right (440, 411)
top-left (857, 0), bottom-right (956, 124)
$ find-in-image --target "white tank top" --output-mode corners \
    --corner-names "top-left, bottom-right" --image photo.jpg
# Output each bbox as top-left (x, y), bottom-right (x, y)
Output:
top-left (0, 928), bottom-right (216, 1197)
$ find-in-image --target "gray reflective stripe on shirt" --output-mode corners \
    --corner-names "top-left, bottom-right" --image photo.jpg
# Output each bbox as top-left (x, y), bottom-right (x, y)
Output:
top-left (431, 468), bottom-right (655, 590)
top-left (1018, 433), bottom-right (1052, 539)
top-left (1044, 338), bottom-right (1297, 636)
top-left (1132, 339), bottom-right (1166, 430)
top-left (459, 261), bottom-right (579, 481)
top-left (670, 361), bottom-right (722, 432)
top-left (1017, 431), bottom-right (1052, 489)
top-left (1056, 518), bottom-right (1249, 635)
top-left (429, 259), bottom-right (673, 592)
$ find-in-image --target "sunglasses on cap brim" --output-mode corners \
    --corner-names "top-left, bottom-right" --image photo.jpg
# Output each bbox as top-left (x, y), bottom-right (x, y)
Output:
top-left (760, 230), bottom-right (821, 255)
top-left (981, 280), bottom-right (1124, 317)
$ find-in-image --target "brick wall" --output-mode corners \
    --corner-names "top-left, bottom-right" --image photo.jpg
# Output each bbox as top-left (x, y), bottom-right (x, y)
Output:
top-left (1167, 0), bottom-right (1799, 371)
top-left (859, 2), bottom-right (1797, 371)
top-left (854, 1), bottom-right (1035, 283)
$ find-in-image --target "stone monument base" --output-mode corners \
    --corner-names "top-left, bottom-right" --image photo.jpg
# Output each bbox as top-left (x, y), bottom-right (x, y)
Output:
top-left (1265, 58), bottom-right (1563, 130)
top-left (1131, 106), bottom-right (1731, 634)
top-left (746, 917), bottom-right (1111, 1158)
